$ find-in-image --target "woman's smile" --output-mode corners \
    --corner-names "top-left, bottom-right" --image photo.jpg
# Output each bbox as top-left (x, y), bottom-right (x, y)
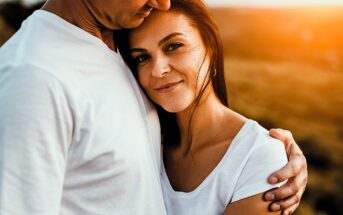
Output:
top-left (154, 80), bottom-right (183, 93)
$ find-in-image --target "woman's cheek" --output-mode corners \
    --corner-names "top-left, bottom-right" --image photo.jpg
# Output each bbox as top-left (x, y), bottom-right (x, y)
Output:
top-left (138, 70), bottom-right (149, 90)
top-left (174, 49), bottom-right (204, 70)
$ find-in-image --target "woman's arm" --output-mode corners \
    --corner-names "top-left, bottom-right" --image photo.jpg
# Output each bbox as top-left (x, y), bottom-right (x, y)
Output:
top-left (224, 193), bottom-right (280, 215)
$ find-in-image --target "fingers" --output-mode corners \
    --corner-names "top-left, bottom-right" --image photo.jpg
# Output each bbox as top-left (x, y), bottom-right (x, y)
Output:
top-left (288, 142), bottom-right (305, 161)
top-left (269, 128), bottom-right (294, 152)
top-left (269, 128), bottom-right (293, 141)
top-left (268, 144), bottom-right (306, 184)
top-left (265, 155), bottom-right (307, 213)
top-left (268, 150), bottom-right (306, 184)
top-left (267, 128), bottom-right (308, 214)
top-left (266, 165), bottom-right (307, 200)
top-left (273, 178), bottom-right (297, 199)
top-left (268, 190), bottom-right (301, 213)
top-left (265, 176), bottom-right (307, 213)
top-left (274, 193), bottom-right (300, 214)
top-left (282, 204), bottom-right (298, 215)
top-left (268, 164), bottom-right (296, 185)
top-left (267, 177), bottom-right (302, 199)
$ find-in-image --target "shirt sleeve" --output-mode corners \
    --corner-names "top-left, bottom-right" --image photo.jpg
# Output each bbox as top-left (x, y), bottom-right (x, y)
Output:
top-left (231, 135), bottom-right (288, 203)
top-left (0, 66), bottom-right (74, 214)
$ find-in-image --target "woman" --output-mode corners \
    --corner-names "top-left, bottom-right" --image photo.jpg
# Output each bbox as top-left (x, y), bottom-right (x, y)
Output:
top-left (117, 0), bottom-right (300, 214)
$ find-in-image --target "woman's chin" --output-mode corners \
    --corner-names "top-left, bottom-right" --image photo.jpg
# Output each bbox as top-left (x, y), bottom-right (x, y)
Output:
top-left (160, 104), bottom-right (188, 114)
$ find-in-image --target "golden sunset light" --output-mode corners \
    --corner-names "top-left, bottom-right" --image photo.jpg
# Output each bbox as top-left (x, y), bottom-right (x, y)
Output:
top-left (205, 0), bottom-right (343, 7)
top-left (0, 1), bottom-right (342, 215)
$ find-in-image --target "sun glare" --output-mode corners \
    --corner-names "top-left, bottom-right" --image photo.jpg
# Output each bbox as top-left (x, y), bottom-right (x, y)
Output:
top-left (205, 0), bottom-right (343, 7)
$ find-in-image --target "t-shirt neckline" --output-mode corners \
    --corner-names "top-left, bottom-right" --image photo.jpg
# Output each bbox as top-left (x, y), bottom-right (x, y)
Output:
top-left (161, 119), bottom-right (255, 197)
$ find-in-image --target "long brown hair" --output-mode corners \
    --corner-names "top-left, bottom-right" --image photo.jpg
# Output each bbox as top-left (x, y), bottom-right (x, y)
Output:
top-left (115, 0), bottom-right (228, 146)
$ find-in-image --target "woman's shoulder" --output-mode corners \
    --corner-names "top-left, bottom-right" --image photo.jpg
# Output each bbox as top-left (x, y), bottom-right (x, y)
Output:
top-left (225, 119), bottom-right (288, 170)
top-left (227, 119), bottom-right (288, 203)
top-left (230, 119), bottom-right (286, 159)
top-left (245, 120), bottom-right (286, 155)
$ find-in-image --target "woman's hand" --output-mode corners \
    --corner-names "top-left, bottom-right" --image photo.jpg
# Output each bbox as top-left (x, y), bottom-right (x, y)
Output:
top-left (264, 129), bottom-right (308, 215)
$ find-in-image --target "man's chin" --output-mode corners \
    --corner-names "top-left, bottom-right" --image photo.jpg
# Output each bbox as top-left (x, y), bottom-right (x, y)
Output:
top-left (121, 18), bottom-right (145, 29)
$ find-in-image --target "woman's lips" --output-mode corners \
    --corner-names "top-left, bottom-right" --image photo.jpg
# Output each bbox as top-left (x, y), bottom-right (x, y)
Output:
top-left (154, 81), bottom-right (183, 93)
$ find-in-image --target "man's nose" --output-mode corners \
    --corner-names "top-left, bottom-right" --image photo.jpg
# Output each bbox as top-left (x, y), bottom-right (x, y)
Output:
top-left (148, 0), bottom-right (171, 11)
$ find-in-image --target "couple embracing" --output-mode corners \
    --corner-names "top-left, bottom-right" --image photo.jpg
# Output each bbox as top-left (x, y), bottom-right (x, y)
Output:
top-left (0, 0), bottom-right (307, 214)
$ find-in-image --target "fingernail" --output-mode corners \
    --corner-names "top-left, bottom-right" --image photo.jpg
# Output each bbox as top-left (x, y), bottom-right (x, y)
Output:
top-left (271, 204), bottom-right (281, 211)
top-left (270, 176), bottom-right (278, 184)
top-left (265, 193), bottom-right (275, 201)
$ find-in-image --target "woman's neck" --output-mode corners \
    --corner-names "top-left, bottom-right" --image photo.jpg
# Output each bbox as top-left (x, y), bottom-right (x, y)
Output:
top-left (175, 89), bottom-right (244, 154)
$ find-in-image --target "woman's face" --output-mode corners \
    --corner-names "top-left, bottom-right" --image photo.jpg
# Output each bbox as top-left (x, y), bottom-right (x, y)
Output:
top-left (129, 11), bottom-right (210, 113)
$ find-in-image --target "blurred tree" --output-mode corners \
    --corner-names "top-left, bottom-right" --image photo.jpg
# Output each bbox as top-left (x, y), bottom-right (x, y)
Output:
top-left (0, 1), bottom-right (43, 30)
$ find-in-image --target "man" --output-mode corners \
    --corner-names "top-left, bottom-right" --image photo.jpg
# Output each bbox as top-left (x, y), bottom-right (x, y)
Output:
top-left (0, 0), bottom-right (307, 214)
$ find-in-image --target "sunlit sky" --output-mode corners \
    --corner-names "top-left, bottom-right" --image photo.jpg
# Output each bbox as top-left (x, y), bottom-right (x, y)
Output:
top-left (205, 0), bottom-right (343, 7)
top-left (1, 0), bottom-right (343, 7)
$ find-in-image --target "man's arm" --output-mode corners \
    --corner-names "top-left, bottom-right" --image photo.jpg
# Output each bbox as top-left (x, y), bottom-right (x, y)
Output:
top-left (265, 129), bottom-right (308, 215)
top-left (0, 67), bottom-right (73, 214)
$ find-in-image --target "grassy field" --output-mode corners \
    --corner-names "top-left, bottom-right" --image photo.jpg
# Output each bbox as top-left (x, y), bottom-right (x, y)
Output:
top-left (212, 7), bottom-right (343, 215)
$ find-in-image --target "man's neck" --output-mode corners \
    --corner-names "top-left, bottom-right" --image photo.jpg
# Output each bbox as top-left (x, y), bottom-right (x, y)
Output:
top-left (42, 0), bottom-right (115, 50)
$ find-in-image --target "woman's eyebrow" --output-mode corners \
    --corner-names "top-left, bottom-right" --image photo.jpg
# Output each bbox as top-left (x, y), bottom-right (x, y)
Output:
top-left (158, 32), bottom-right (186, 46)
top-left (130, 48), bottom-right (147, 54)
top-left (130, 32), bottom-right (186, 54)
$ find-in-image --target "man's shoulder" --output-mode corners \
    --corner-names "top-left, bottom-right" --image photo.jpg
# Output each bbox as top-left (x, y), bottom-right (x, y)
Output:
top-left (0, 63), bottom-right (68, 94)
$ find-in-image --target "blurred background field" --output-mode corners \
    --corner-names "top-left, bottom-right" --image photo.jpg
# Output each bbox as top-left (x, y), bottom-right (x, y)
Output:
top-left (0, 1), bottom-right (342, 215)
top-left (212, 7), bottom-right (343, 215)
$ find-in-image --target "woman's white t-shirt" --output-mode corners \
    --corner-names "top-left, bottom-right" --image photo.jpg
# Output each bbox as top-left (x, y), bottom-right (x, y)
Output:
top-left (161, 120), bottom-right (288, 215)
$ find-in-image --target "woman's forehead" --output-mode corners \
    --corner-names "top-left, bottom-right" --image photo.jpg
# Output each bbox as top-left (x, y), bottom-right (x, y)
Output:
top-left (129, 11), bottom-right (201, 45)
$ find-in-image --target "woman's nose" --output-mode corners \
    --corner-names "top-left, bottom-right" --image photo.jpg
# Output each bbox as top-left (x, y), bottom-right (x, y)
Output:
top-left (151, 56), bottom-right (170, 78)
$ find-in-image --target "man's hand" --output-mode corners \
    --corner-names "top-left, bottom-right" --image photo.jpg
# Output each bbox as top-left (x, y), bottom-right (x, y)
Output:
top-left (264, 128), bottom-right (308, 215)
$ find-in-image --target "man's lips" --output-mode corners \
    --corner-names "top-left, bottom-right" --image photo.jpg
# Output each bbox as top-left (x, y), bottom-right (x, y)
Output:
top-left (137, 8), bottom-right (153, 18)
top-left (154, 81), bottom-right (183, 93)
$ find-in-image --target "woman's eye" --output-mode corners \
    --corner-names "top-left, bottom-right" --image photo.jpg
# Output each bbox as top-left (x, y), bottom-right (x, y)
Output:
top-left (134, 54), bottom-right (150, 64)
top-left (165, 43), bottom-right (183, 52)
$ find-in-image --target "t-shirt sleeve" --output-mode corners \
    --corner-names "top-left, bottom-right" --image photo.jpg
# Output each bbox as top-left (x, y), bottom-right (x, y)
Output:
top-left (231, 135), bottom-right (288, 203)
top-left (0, 67), bottom-right (74, 214)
